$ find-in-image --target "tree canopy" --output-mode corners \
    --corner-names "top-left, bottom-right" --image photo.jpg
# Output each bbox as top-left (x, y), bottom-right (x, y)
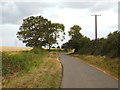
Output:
top-left (17, 16), bottom-right (65, 49)
top-left (62, 28), bottom-right (119, 58)
top-left (17, 15), bottom-right (119, 58)
top-left (67, 25), bottom-right (84, 53)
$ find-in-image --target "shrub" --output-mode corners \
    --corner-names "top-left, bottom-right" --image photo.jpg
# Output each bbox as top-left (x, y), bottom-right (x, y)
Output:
top-left (30, 47), bottom-right (45, 54)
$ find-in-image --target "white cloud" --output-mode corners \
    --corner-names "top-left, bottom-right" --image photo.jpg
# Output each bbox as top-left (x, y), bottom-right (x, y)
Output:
top-left (0, 0), bottom-right (118, 47)
top-left (1, 24), bottom-right (25, 46)
top-left (42, 7), bottom-right (118, 39)
top-left (2, 2), bottom-right (44, 24)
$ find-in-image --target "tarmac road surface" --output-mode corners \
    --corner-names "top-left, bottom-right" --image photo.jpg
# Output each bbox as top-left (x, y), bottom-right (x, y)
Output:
top-left (59, 54), bottom-right (118, 88)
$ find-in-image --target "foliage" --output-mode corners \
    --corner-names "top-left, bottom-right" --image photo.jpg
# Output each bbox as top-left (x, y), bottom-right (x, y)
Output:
top-left (45, 48), bottom-right (69, 52)
top-left (62, 25), bottom-right (92, 53)
top-left (17, 16), bottom-right (65, 49)
top-left (69, 25), bottom-right (82, 37)
top-left (30, 47), bottom-right (45, 54)
top-left (62, 26), bottom-right (119, 58)
top-left (62, 42), bottom-right (70, 49)
top-left (100, 31), bottom-right (119, 57)
top-left (79, 30), bottom-right (119, 58)
top-left (46, 23), bottom-right (65, 50)
top-left (67, 25), bottom-right (83, 53)
top-left (57, 46), bottom-right (60, 48)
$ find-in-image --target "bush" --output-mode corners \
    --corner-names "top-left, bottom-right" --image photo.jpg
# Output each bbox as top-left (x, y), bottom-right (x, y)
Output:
top-left (76, 30), bottom-right (119, 58)
top-left (30, 47), bottom-right (45, 54)
top-left (77, 48), bottom-right (92, 54)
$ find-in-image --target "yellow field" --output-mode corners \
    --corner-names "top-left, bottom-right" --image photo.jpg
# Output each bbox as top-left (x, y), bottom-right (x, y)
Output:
top-left (0, 47), bottom-right (33, 52)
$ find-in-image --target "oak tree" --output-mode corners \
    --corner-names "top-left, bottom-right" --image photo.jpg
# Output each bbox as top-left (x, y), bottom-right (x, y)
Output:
top-left (17, 16), bottom-right (65, 49)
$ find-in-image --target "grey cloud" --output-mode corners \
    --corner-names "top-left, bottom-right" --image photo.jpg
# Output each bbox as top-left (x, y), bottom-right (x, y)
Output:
top-left (0, 3), bottom-right (2, 24)
top-left (90, 2), bottom-right (117, 12)
top-left (2, 2), bottom-right (56, 24)
top-left (2, 2), bottom-right (23, 24)
top-left (59, 2), bottom-right (97, 9)
top-left (59, 1), bottom-right (118, 12)
top-left (2, 1), bottom-right (118, 25)
top-left (15, 2), bottom-right (55, 14)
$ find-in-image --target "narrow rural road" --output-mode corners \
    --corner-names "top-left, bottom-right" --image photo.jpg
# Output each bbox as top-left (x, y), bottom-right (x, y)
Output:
top-left (59, 54), bottom-right (118, 88)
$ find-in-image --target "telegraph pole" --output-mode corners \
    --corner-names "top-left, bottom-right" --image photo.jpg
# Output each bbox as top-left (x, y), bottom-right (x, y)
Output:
top-left (91, 15), bottom-right (101, 40)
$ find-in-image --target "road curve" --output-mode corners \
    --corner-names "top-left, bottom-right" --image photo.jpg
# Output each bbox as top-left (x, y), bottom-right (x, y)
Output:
top-left (59, 54), bottom-right (118, 88)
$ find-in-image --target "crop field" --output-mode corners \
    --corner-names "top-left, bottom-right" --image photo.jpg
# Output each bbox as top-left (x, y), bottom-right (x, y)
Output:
top-left (0, 47), bottom-right (33, 52)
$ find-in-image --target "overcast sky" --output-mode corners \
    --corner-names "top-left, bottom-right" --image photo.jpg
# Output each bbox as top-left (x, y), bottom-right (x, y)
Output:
top-left (0, 0), bottom-right (119, 47)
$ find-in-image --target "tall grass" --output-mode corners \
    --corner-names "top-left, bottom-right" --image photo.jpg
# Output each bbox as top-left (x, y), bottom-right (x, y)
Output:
top-left (73, 54), bottom-right (119, 78)
top-left (2, 48), bottom-right (62, 88)
top-left (2, 48), bottom-right (45, 76)
top-left (46, 48), bottom-right (72, 52)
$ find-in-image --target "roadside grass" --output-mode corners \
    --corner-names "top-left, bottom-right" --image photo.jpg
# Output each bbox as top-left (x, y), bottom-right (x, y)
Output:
top-left (2, 49), bottom-right (45, 76)
top-left (46, 48), bottom-right (67, 52)
top-left (71, 54), bottom-right (119, 79)
top-left (2, 49), bottom-right (62, 88)
top-left (45, 48), bottom-right (73, 53)
top-left (31, 52), bottom-right (62, 88)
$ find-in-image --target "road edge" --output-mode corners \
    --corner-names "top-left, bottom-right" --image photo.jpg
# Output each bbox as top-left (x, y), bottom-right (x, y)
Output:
top-left (69, 54), bottom-right (119, 81)
top-left (58, 54), bottom-right (64, 88)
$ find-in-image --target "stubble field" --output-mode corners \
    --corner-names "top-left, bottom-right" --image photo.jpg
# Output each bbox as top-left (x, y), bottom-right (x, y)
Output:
top-left (0, 47), bottom-right (33, 52)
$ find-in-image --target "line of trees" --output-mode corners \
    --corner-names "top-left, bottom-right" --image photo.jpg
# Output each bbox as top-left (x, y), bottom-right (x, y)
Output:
top-left (62, 25), bottom-right (120, 58)
top-left (17, 15), bottom-right (119, 58)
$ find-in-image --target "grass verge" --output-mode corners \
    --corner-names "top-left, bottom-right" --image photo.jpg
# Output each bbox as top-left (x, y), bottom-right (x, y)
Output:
top-left (45, 48), bottom-right (73, 53)
top-left (2, 49), bottom-right (62, 88)
top-left (71, 54), bottom-right (119, 80)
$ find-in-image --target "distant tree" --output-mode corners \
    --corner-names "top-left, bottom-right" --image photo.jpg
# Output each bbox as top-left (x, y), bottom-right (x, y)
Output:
top-left (68, 25), bottom-right (83, 53)
top-left (85, 30), bottom-right (119, 57)
top-left (62, 42), bottom-right (70, 49)
top-left (52, 46), bottom-right (55, 48)
top-left (62, 25), bottom-right (119, 58)
top-left (76, 36), bottom-right (91, 54)
top-left (100, 31), bottom-right (119, 57)
top-left (17, 16), bottom-right (65, 50)
top-left (57, 46), bottom-right (60, 48)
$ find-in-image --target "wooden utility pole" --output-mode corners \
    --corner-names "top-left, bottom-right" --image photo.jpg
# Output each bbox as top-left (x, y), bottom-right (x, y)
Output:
top-left (91, 15), bottom-right (101, 40)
